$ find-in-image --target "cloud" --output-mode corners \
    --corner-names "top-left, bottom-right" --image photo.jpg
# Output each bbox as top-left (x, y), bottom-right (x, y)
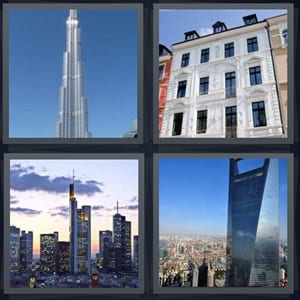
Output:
top-left (129, 196), bottom-right (138, 203)
top-left (11, 207), bottom-right (41, 216)
top-left (117, 205), bottom-right (138, 211)
top-left (10, 164), bottom-right (103, 196)
top-left (10, 195), bottom-right (19, 204)
top-left (199, 27), bottom-right (213, 36)
top-left (92, 205), bottom-right (105, 211)
top-left (49, 206), bottom-right (69, 218)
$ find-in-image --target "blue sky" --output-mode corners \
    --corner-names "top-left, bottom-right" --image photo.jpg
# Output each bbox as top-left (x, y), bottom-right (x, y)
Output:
top-left (160, 9), bottom-right (287, 49)
top-left (159, 158), bottom-right (288, 239)
top-left (9, 9), bottom-right (137, 138)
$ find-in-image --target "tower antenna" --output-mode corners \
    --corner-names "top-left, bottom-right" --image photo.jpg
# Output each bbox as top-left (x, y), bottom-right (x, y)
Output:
top-left (117, 201), bottom-right (119, 214)
top-left (73, 170), bottom-right (75, 184)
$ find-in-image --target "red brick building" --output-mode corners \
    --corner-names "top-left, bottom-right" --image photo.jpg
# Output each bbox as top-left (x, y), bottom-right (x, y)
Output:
top-left (159, 44), bottom-right (172, 132)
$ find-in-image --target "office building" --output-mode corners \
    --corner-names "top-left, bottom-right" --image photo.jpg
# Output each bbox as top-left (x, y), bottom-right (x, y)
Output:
top-left (56, 9), bottom-right (91, 138)
top-left (226, 158), bottom-right (279, 287)
top-left (40, 232), bottom-right (58, 273)
top-left (69, 176), bottom-right (91, 274)
top-left (19, 230), bottom-right (33, 273)
top-left (77, 205), bottom-right (91, 274)
top-left (160, 14), bottom-right (285, 138)
top-left (57, 241), bottom-right (70, 274)
top-left (133, 235), bottom-right (139, 271)
top-left (99, 230), bottom-right (113, 271)
top-left (10, 225), bottom-right (20, 274)
top-left (113, 202), bottom-right (132, 272)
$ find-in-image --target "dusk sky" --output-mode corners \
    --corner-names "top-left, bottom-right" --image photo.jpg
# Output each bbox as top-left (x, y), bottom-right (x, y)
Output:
top-left (159, 158), bottom-right (288, 239)
top-left (159, 9), bottom-right (287, 49)
top-left (10, 159), bottom-right (139, 257)
top-left (9, 9), bottom-right (137, 138)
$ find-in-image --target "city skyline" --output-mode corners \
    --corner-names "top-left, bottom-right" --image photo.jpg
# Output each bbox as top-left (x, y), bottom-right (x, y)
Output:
top-left (10, 159), bottom-right (139, 257)
top-left (159, 9), bottom-right (287, 49)
top-left (159, 158), bottom-right (287, 239)
top-left (9, 9), bottom-right (137, 138)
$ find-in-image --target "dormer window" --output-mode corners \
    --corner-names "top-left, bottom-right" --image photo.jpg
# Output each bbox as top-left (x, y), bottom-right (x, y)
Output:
top-left (213, 21), bottom-right (227, 33)
top-left (184, 30), bottom-right (200, 41)
top-left (243, 14), bottom-right (258, 25)
top-left (282, 30), bottom-right (288, 44)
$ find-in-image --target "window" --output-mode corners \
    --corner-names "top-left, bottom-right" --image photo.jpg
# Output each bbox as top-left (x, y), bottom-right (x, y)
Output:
top-left (199, 77), bottom-right (209, 95)
top-left (159, 65), bottom-right (164, 79)
top-left (225, 72), bottom-right (236, 98)
top-left (243, 14), bottom-right (258, 25)
top-left (225, 42), bottom-right (234, 58)
top-left (213, 22), bottom-right (227, 33)
top-left (282, 30), bottom-right (288, 44)
top-left (177, 80), bottom-right (187, 98)
top-left (181, 53), bottom-right (190, 68)
top-left (249, 66), bottom-right (262, 85)
top-left (247, 37), bottom-right (258, 53)
top-left (196, 110), bottom-right (207, 134)
top-left (201, 48), bottom-right (210, 63)
top-left (226, 106), bottom-right (237, 138)
top-left (172, 113), bottom-right (183, 136)
top-left (252, 101), bottom-right (267, 127)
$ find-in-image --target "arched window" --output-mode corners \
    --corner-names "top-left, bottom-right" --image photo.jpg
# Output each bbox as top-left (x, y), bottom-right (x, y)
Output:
top-left (282, 30), bottom-right (288, 45)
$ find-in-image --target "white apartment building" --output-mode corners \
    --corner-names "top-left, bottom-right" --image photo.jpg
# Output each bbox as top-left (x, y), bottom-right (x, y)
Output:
top-left (160, 14), bottom-right (284, 138)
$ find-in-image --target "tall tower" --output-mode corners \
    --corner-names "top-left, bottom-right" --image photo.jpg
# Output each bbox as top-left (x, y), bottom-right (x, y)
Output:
top-left (56, 9), bottom-right (91, 138)
top-left (69, 173), bottom-right (91, 274)
top-left (69, 177), bottom-right (78, 273)
top-left (226, 158), bottom-right (279, 287)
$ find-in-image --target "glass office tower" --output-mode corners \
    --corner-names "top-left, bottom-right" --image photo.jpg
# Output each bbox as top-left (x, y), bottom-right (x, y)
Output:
top-left (226, 158), bottom-right (279, 287)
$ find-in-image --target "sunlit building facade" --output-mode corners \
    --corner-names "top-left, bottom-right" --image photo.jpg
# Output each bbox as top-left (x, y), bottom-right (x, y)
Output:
top-left (226, 158), bottom-right (280, 287)
top-left (160, 14), bottom-right (285, 138)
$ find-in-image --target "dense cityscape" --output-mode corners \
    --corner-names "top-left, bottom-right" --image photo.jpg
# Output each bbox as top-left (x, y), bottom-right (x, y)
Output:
top-left (10, 179), bottom-right (139, 288)
top-left (159, 235), bottom-right (288, 288)
top-left (159, 158), bottom-right (288, 288)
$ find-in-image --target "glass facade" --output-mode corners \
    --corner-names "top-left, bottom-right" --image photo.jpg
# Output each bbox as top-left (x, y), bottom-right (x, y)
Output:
top-left (226, 159), bottom-right (279, 287)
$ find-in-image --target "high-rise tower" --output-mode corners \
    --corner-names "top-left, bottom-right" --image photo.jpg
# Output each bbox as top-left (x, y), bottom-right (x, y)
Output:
top-left (69, 173), bottom-right (91, 274)
top-left (226, 158), bottom-right (280, 287)
top-left (69, 178), bottom-right (78, 273)
top-left (56, 9), bottom-right (91, 138)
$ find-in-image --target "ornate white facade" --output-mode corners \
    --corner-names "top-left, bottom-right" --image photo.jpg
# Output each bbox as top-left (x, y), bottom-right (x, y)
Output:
top-left (160, 17), bottom-right (284, 138)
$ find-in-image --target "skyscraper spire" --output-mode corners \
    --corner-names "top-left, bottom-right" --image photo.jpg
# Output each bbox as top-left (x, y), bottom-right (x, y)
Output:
top-left (56, 9), bottom-right (91, 138)
top-left (117, 201), bottom-right (119, 214)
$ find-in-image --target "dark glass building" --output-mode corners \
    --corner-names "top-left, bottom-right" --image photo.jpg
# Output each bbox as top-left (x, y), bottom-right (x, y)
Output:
top-left (226, 158), bottom-right (280, 287)
top-left (77, 205), bottom-right (91, 274)
top-left (19, 230), bottom-right (33, 273)
top-left (113, 202), bottom-right (132, 272)
top-left (133, 235), bottom-right (139, 271)
top-left (10, 225), bottom-right (20, 274)
top-left (57, 241), bottom-right (70, 274)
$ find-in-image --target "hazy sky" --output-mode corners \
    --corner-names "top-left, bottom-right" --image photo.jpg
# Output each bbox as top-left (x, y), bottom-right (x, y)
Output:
top-left (10, 159), bottom-right (139, 257)
top-left (9, 9), bottom-right (137, 138)
top-left (159, 158), bottom-right (288, 239)
top-left (159, 9), bottom-right (287, 49)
